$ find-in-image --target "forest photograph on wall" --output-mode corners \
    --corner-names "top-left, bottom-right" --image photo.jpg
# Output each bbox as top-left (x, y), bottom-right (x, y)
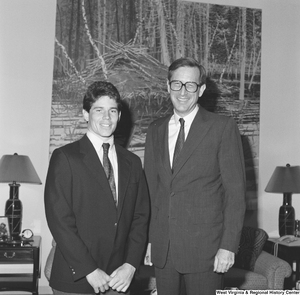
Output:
top-left (50, 0), bottom-right (261, 204)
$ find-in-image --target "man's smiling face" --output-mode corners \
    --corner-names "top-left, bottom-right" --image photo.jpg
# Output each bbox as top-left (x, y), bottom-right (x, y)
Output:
top-left (83, 95), bottom-right (121, 141)
top-left (167, 66), bottom-right (206, 117)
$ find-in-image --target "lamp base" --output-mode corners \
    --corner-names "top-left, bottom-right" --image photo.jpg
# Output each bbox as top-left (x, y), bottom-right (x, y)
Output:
top-left (5, 183), bottom-right (23, 237)
top-left (279, 193), bottom-right (295, 237)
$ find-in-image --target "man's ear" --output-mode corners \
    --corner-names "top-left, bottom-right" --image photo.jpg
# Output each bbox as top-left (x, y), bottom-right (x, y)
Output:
top-left (167, 79), bottom-right (170, 93)
top-left (198, 84), bottom-right (206, 97)
top-left (82, 109), bottom-right (89, 122)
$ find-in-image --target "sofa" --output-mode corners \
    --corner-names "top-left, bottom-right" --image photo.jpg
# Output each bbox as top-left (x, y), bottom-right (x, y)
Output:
top-left (224, 249), bottom-right (292, 289)
top-left (224, 226), bottom-right (292, 290)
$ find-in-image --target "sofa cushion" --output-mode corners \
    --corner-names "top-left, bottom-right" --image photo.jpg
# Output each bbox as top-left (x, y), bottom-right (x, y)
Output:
top-left (225, 267), bottom-right (268, 290)
top-left (234, 226), bottom-right (268, 271)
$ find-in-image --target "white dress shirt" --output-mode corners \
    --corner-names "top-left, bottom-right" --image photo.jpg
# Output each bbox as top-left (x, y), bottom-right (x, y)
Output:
top-left (87, 131), bottom-right (119, 201)
top-left (168, 104), bottom-right (199, 166)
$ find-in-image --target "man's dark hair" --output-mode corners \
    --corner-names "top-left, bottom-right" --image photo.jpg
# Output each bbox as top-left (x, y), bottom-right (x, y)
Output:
top-left (168, 57), bottom-right (206, 86)
top-left (83, 81), bottom-right (122, 112)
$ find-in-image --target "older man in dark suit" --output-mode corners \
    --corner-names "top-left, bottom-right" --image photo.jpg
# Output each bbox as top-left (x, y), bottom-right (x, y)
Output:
top-left (144, 57), bottom-right (246, 295)
top-left (45, 81), bottom-right (149, 295)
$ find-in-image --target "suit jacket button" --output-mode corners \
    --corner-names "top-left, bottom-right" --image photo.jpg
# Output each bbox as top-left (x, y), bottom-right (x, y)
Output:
top-left (114, 223), bottom-right (117, 226)
top-left (170, 192), bottom-right (175, 197)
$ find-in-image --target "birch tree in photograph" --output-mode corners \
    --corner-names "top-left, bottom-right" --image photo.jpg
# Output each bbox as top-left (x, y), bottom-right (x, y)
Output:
top-left (203, 3), bottom-right (210, 70)
top-left (68, 1), bottom-right (75, 61)
top-left (97, 0), bottom-right (103, 54)
top-left (239, 7), bottom-right (246, 101)
top-left (103, 0), bottom-right (107, 53)
top-left (154, 0), bottom-right (170, 65)
top-left (74, 0), bottom-right (81, 69)
top-left (249, 10), bottom-right (261, 91)
top-left (219, 20), bottom-right (239, 83)
top-left (176, 1), bottom-right (185, 59)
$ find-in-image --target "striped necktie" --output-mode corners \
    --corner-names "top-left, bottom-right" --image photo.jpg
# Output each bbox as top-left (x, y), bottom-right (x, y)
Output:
top-left (102, 143), bottom-right (117, 206)
top-left (172, 118), bottom-right (185, 172)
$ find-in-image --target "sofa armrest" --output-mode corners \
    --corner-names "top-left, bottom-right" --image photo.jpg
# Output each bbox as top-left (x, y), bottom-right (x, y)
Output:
top-left (44, 239), bottom-right (56, 281)
top-left (253, 250), bottom-right (292, 289)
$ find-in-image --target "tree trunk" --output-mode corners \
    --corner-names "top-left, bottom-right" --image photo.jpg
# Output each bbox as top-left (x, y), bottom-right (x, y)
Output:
top-left (56, 3), bottom-right (64, 75)
top-left (154, 0), bottom-right (170, 65)
top-left (74, 0), bottom-right (81, 69)
top-left (176, 1), bottom-right (184, 58)
top-left (249, 49), bottom-right (261, 90)
top-left (115, 0), bottom-right (120, 42)
top-left (103, 0), bottom-right (107, 53)
top-left (128, 0), bottom-right (135, 41)
top-left (219, 20), bottom-right (239, 83)
top-left (68, 0), bottom-right (75, 61)
top-left (203, 3), bottom-right (210, 71)
top-left (139, 0), bottom-right (143, 43)
top-left (87, 1), bottom-right (94, 58)
top-left (239, 7), bottom-right (246, 101)
top-left (97, 0), bottom-right (102, 54)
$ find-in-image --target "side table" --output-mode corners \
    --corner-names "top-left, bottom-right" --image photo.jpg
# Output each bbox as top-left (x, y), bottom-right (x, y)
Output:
top-left (0, 235), bottom-right (41, 295)
top-left (264, 237), bottom-right (300, 289)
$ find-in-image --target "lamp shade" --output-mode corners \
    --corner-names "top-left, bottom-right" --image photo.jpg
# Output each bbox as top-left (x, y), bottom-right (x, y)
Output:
top-left (0, 153), bottom-right (42, 184)
top-left (265, 164), bottom-right (300, 193)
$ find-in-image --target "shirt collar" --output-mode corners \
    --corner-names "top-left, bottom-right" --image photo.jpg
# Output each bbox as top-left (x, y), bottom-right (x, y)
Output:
top-left (86, 131), bottom-right (114, 152)
top-left (173, 104), bottom-right (199, 126)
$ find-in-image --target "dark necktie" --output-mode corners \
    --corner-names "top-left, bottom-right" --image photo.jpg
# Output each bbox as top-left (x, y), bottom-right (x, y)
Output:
top-left (102, 143), bottom-right (117, 206)
top-left (172, 118), bottom-right (185, 172)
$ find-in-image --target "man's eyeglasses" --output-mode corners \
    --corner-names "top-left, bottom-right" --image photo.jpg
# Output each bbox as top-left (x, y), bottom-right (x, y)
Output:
top-left (169, 80), bottom-right (201, 93)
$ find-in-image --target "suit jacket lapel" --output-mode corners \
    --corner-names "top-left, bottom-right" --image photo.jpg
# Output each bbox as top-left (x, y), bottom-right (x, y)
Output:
top-left (80, 135), bottom-right (104, 180)
top-left (157, 115), bottom-right (173, 177)
top-left (115, 145), bottom-right (131, 219)
top-left (172, 106), bottom-right (215, 176)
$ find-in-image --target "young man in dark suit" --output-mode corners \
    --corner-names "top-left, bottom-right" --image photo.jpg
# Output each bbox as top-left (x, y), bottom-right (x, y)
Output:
top-left (144, 57), bottom-right (246, 295)
top-left (45, 81), bottom-right (149, 295)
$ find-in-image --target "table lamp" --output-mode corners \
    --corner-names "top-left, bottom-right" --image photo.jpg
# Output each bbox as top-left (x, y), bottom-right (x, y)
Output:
top-left (0, 153), bottom-right (42, 239)
top-left (265, 164), bottom-right (300, 237)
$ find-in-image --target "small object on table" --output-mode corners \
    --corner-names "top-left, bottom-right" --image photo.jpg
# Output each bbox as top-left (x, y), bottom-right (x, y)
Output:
top-left (22, 228), bottom-right (34, 239)
top-left (295, 220), bottom-right (300, 238)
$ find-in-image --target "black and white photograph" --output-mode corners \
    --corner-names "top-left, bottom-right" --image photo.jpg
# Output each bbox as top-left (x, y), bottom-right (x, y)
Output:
top-left (1, 0), bottom-right (300, 293)
top-left (0, 216), bottom-right (10, 241)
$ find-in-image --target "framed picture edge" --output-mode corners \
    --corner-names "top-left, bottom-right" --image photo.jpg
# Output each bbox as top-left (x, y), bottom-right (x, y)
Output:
top-left (0, 216), bottom-right (11, 240)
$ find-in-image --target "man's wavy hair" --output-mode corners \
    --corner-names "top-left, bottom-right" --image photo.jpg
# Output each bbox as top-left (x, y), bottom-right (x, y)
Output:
top-left (83, 81), bottom-right (122, 112)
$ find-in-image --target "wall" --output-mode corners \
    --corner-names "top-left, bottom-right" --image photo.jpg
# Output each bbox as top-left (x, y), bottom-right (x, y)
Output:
top-left (0, 0), bottom-right (56, 293)
top-left (0, 0), bottom-right (300, 292)
top-left (256, 0), bottom-right (300, 236)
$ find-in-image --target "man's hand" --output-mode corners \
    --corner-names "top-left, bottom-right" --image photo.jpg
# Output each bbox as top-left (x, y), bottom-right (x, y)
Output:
top-left (86, 268), bottom-right (111, 293)
top-left (213, 248), bottom-right (234, 273)
top-left (109, 263), bottom-right (136, 292)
